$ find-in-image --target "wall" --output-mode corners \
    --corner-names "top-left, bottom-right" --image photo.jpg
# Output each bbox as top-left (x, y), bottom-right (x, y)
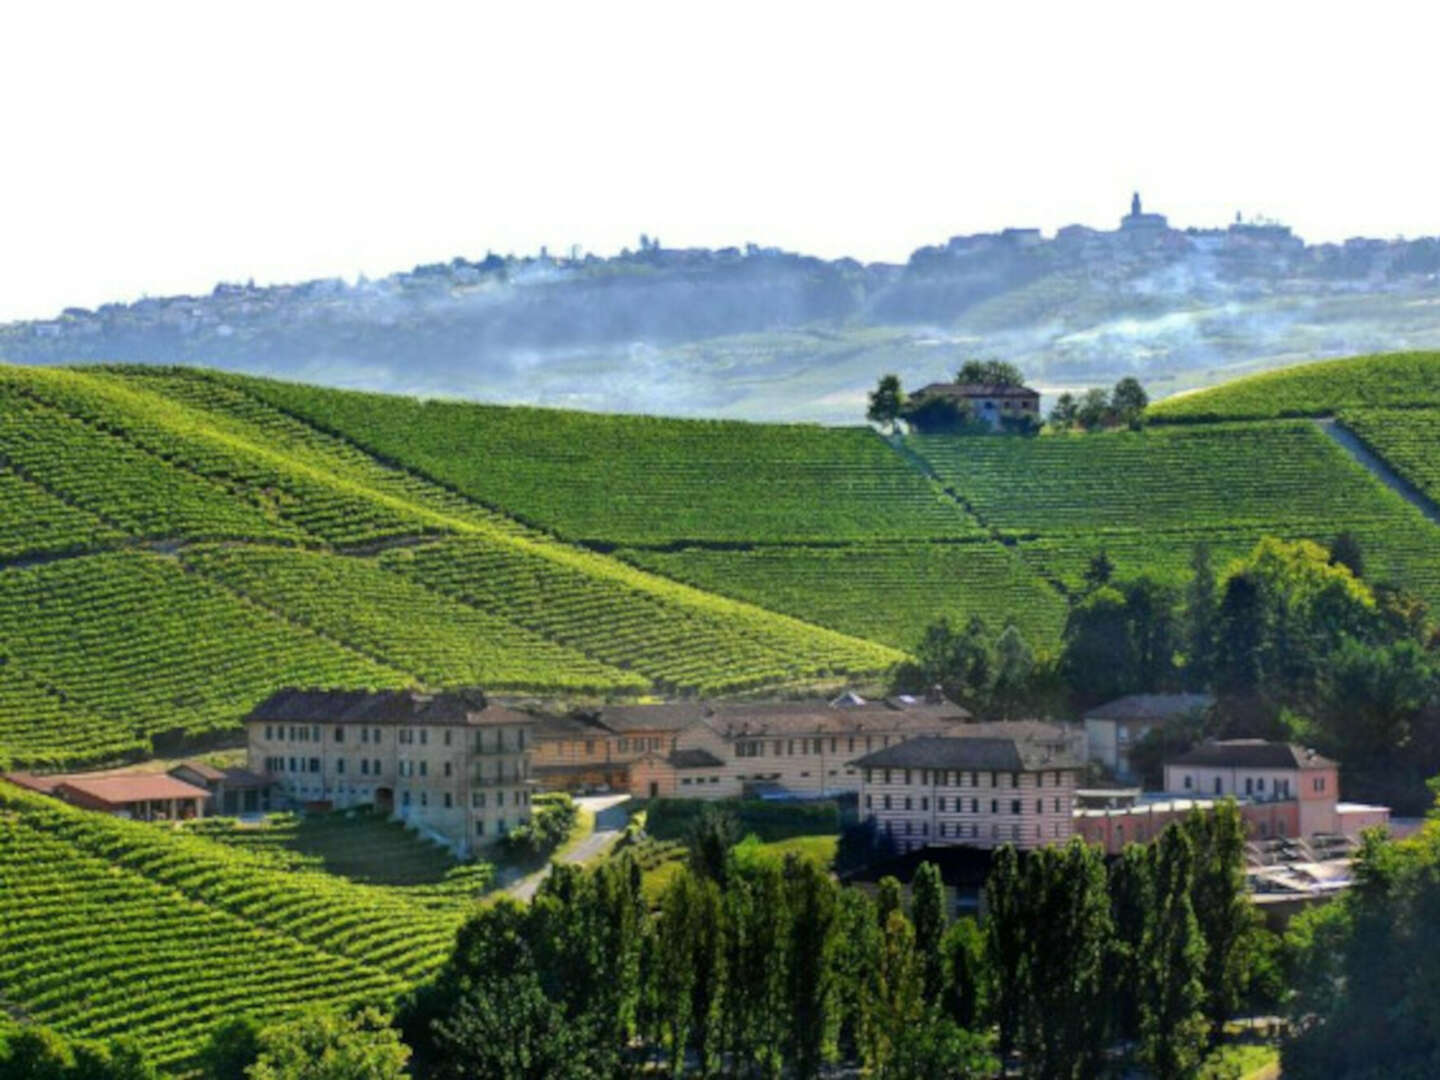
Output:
top-left (860, 766), bottom-right (1078, 852)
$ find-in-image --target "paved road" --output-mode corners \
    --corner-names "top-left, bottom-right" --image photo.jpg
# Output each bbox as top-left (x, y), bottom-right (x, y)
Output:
top-left (506, 794), bottom-right (630, 902)
top-left (1316, 417), bottom-right (1440, 525)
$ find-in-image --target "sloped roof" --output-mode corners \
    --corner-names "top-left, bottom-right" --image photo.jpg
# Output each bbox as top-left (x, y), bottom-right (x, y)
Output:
top-left (912, 382), bottom-right (1039, 400)
top-left (246, 688), bottom-right (530, 728)
top-left (1167, 740), bottom-right (1336, 770)
top-left (709, 698), bottom-right (969, 738)
top-left (56, 774), bottom-right (211, 806)
top-left (532, 713), bottom-right (603, 739)
top-left (1084, 694), bottom-right (1214, 722)
top-left (170, 759), bottom-right (225, 782)
top-left (851, 735), bottom-right (1082, 772)
top-left (585, 703), bottom-right (712, 733)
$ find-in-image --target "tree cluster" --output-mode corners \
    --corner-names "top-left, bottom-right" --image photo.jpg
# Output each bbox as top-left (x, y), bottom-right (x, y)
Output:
top-left (1049, 377), bottom-right (1149, 431)
top-left (901, 536), bottom-right (1440, 809)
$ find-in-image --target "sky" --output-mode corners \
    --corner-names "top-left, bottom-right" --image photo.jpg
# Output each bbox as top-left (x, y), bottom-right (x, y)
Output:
top-left (2, 0), bottom-right (1438, 321)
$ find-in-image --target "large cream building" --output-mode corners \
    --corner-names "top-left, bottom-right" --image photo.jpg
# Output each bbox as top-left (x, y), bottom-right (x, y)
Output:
top-left (245, 688), bottom-right (535, 856)
top-left (853, 731), bottom-right (1084, 852)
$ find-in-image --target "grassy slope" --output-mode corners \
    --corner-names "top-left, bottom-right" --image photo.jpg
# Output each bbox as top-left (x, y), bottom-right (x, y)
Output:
top-left (0, 363), bottom-right (901, 768)
top-left (0, 782), bottom-right (470, 1069)
top-left (1148, 350), bottom-right (1440, 421)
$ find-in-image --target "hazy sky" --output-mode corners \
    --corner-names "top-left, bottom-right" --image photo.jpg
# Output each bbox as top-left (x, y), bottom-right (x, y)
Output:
top-left (3, 1), bottom-right (1437, 321)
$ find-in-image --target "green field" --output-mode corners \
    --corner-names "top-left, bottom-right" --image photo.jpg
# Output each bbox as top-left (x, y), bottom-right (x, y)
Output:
top-left (210, 370), bottom-right (980, 544)
top-left (1, 355), bottom-right (1439, 768)
top-left (1148, 350), bottom-right (1440, 421)
top-left (1340, 408), bottom-right (1440, 507)
top-left (0, 782), bottom-right (472, 1070)
top-left (623, 541), bottom-right (1069, 651)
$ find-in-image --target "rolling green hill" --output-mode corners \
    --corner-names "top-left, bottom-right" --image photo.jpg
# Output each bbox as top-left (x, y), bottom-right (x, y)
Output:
top-left (1148, 350), bottom-right (1440, 421)
top-left (0, 781), bottom-right (471, 1069)
top-left (0, 355), bottom-right (1438, 772)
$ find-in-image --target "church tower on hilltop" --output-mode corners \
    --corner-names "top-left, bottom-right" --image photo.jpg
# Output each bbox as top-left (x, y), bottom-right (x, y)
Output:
top-left (1121, 190), bottom-right (1168, 231)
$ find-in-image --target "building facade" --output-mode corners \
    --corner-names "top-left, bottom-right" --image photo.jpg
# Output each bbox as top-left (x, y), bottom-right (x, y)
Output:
top-left (1083, 692), bottom-right (1213, 782)
top-left (532, 703), bottom-right (708, 792)
top-left (853, 733), bottom-right (1084, 852)
top-left (245, 688), bottom-right (535, 856)
top-left (616, 693), bottom-right (1006, 800)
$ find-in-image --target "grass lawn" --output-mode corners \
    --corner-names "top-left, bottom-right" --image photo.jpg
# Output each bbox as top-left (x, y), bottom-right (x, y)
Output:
top-left (743, 834), bottom-right (839, 867)
top-left (1196, 1042), bottom-right (1279, 1080)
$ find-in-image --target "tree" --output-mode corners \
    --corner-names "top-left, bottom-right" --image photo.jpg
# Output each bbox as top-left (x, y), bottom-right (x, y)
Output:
top-left (909, 862), bottom-right (948, 1005)
top-left (428, 975), bottom-right (589, 1080)
top-left (1184, 543), bottom-right (1219, 688)
top-left (1123, 576), bottom-right (1181, 692)
top-left (901, 394), bottom-right (971, 434)
top-left (1076, 387), bottom-right (1111, 431)
top-left (198, 1016), bottom-right (262, 1080)
top-left (907, 616), bottom-right (993, 712)
top-left (1107, 844), bottom-right (1155, 1043)
top-left (863, 911), bottom-right (925, 1076)
top-left (783, 858), bottom-right (839, 1078)
top-left (247, 1008), bottom-right (409, 1080)
top-left (981, 845), bottom-right (1026, 1057)
top-left (1183, 803), bottom-right (1255, 1036)
top-left (0, 1028), bottom-right (72, 1080)
top-left (1111, 376), bottom-right (1149, 426)
top-left (956, 359), bottom-right (1025, 387)
top-left (687, 804), bottom-right (739, 886)
top-left (1048, 392), bottom-right (1078, 430)
top-left (887, 1014), bottom-right (997, 1080)
top-left (1060, 586), bottom-right (1134, 704)
top-left (876, 876), bottom-right (904, 927)
top-left (1329, 530), bottom-right (1365, 580)
top-left (1083, 549), bottom-right (1115, 590)
top-left (1139, 828), bottom-right (1208, 1078)
top-left (990, 623), bottom-right (1036, 720)
top-left (940, 917), bottom-right (987, 1030)
top-left (867, 375), bottom-right (905, 433)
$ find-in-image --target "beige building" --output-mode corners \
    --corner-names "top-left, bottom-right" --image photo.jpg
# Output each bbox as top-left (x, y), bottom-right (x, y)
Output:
top-left (621, 692), bottom-right (988, 800)
top-left (532, 703), bottom-right (708, 791)
top-left (245, 688), bottom-right (535, 856)
top-left (854, 732), bottom-right (1084, 852)
top-left (1083, 693), bottom-right (1213, 782)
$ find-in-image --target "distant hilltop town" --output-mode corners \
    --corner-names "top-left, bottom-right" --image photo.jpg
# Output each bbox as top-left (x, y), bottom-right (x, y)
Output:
top-left (4, 192), bottom-right (1440, 421)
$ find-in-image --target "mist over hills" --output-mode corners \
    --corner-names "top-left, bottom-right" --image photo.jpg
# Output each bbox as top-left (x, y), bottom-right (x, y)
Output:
top-left (8, 196), bottom-right (1440, 421)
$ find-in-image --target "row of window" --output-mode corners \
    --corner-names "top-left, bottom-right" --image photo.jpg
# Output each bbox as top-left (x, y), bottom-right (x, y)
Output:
top-left (736, 734), bottom-right (896, 758)
top-left (680, 776), bottom-right (722, 786)
top-left (261, 724), bottom-right (526, 751)
top-left (879, 817), bottom-right (1064, 841)
top-left (1179, 774), bottom-right (1300, 797)
top-left (866, 768), bottom-right (1068, 789)
top-left (616, 736), bottom-right (664, 754)
top-left (867, 793), bottom-right (1068, 815)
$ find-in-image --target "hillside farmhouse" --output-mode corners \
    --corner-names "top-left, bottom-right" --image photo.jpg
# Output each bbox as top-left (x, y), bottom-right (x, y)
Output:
top-left (1083, 692), bottom-right (1215, 782)
top-left (168, 760), bottom-right (272, 815)
top-left (906, 382), bottom-right (1041, 431)
top-left (532, 703), bottom-right (708, 792)
top-left (245, 688), bottom-right (535, 856)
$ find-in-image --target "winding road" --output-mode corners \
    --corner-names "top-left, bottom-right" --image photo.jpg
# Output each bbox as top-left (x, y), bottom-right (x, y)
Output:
top-left (505, 794), bottom-right (631, 902)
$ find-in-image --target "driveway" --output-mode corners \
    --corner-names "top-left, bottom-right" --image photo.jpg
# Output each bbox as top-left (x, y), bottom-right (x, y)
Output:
top-left (506, 794), bottom-right (630, 902)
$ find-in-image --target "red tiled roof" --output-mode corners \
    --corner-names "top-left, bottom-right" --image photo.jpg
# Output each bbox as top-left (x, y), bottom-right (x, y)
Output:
top-left (54, 774), bottom-right (211, 806)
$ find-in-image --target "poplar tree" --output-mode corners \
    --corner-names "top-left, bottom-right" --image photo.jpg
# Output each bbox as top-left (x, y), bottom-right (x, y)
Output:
top-left (783, 858), bottom-right (838, 1079)
top-left (1184, 803), bottom-right (1255, 1036)
top-left (1107, 843), bottom-right (1155, 1043)
top-left (940, 917), bottom-right (986, 1030)
top-left (1140, 826), bottom-right (1209, 1078)
top-left (909, 862), bottom-right (948, 1005)
top-left (981, 845), bottom-right (1026, 1057)
top-left (864, 910), bottom-right (925, 1077)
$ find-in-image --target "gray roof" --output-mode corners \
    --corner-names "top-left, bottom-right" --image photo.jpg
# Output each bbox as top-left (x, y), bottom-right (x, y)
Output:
top-left (852, 736), bottom-right (1082, 772)
top-left (1167, 740), bottom-right (1336, 770)
top-left (912, 382), bottom-right (1039, 400)
top-left (1084, 693), bottom-right (1214, 722)
top-left (246, 688), bottom-right (531, 728)
top-left (584, 703), bottom-right (711, 734)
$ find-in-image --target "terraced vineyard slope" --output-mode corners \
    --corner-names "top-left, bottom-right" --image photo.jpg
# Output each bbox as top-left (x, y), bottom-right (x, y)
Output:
top-left (1338, 407), bottom-right (1440, 509)
top-left (0, 782), bottom-right (472, 1070)
top-left (0, 363), bottom-right (902, 769)
top-left (1148, 350), bottom-right (1440, 421)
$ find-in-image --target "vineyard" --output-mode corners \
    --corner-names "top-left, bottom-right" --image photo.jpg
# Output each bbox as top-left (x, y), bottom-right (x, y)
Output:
top-left (209, 371), bottom-right (981, 544)
top-left (380, 538), bottom-right (903, 694)
top-left (0, 782), bottom-right (472, 1069)
top-left (1148, 350), bottom-right (1440, 422)
top-left (622, 541), bottom-right (1070, 651)
top-left (183, 544), bottom-right (644, 694)
top-left (1339, 408), bottom-right (1440, 508)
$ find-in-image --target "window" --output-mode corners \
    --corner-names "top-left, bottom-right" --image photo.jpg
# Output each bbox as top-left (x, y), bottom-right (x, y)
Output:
top-left (970, 771), bottom-right (978, 788)
top-left (310, 757), bottom-right (321, 773)
top-left (497, 791), bottom-right (505, 806)
top-left (864, 768), bottom-right (872, 783)
top-left (921, 797), bottom-right (929, 811)
top-left (475, 819), bottom-right (485, 836)
top-left (971, 798), bottom-right (979, 813)
top-left (1036, 799), bottom-right (1043, 815)
top-left (265, 724), bottom-right (273, 740)
top-left (1214, 777), bottom-right (1223, 795)
top-left (444, 793), bottom-right (453, 808)
top-left (1011, 772), bottom-right (1020, 788)
top-left (419, 761), bottom-right (428, 778)
top-left (373, 728), bottom-right (381, 744)
top-left (788, 739), bottom-right (796, 755)
top-left (1037, 772), bottom-right (1043, 788)
top-left (1256, 776), bottom-right (1264, 791)
top-left (361, 759), bottom-right (370, 775)
top-left (373, 759), bottom-right (381, 775)
top-left (813, 738), bottom-right (823, 754)
top-left (991, 799), bottom-right (998, 814)
top-left (586, 739), bottom-right (595, 755)
top-left (921, 769), bottom-right (929, 786)
top-left (883, 769), bottom-right (891, 784)
top-left (989, 772), bottom-right (997, 788)
top-left (1054, 797), bottom-right (1061, 813)
top-left (848, 737), bottom-right (855, 752)
top-left (402, 791), bottom-right (411, 807)
top-left (444, 730), bottom-right (452, 747)
top-left (1183, 774), bottom-right (1193, 790)
top-left (865, 795), bottom-right (872, 809)
top-left (335, 726), bottom-right (344, 743)
top-left (904, 770), bottom-right (912, 785)
top-left (1011, 799), bottom-right (1021, 816)
top-left (473, 792), bottom-right (485, 808)
top-left (420, 729), bottom-right (428, 746)
top-left (336, 759), bottom-right (346, 775)
top-left (1053, 770), bottom-right (1061, 786)
top-left (904, 796), bottom-right (912, 811)
top-left (883, 795), bottom-right (892, 810)
top-left (420, 792), bottom-right (428, 808)
top-left (444, 762), bottom-right (452, 778)
top-left (288, 756), bottom-right (296, 772)
top-left (312, 726), bottom-right (320, 743)
top-left (922, 821), bottom-right (929, 837)
top-left (361, 727), bottom-right (369, 744)
top-left (1245, 778), bottom-right (1253, 795)
top-left (904, 821), bottom-right (913, 836)
top-left (518, 729), bottom-right (526, 750)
